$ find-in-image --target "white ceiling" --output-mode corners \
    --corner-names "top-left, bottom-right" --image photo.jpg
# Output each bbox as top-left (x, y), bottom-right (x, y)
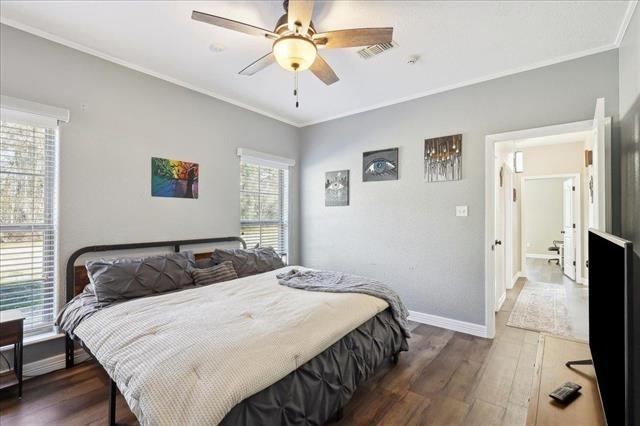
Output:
top-left (0, 1), bottom-right (635, 127)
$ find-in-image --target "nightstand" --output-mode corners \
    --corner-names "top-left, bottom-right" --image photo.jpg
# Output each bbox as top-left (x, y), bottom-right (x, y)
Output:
top-left (0, 309), bottom-right (25, 398)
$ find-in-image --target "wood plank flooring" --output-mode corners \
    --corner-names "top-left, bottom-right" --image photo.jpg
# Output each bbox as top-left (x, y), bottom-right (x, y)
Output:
top-left (0, 281), bottom-right (538, 425)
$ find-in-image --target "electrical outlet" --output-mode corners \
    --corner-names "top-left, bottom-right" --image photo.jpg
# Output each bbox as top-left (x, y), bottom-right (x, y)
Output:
top-left (456, 205), bottom-right (468, 217)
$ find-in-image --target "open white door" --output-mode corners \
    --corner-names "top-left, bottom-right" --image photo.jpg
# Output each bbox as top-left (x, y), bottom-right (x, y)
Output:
top-left (589, 98), bottom-right (607, 231)
top-left (494, 159), bottom-right (506, 310)
top-left (562, 178), bottom-right (576, 280)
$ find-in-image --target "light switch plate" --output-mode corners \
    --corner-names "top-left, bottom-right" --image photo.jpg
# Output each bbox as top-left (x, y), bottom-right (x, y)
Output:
top-left (456, 205), bottom-right (468, 217)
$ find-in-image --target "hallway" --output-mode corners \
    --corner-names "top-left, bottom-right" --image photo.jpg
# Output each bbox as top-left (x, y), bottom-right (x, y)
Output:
top-left (521, 258), bottom-right (588, 341)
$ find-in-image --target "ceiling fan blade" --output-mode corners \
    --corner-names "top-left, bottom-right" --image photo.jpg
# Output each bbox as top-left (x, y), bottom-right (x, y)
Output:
top-left (313, 27), bottom-right (393, 49)
top-left (239, 52), bottom-right (276, 76)
top-left (192, 10), bottom-right (278, 40)
top-left (309, 55), bottom-right (339, 86)
top-left (287, 0), bottom-right (314, 34)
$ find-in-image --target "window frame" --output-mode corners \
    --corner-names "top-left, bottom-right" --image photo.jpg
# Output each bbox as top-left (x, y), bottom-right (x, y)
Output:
top-left (239, 161), bottom-right (290, 257)
top-left (1, 105), bottom-right (62, 338)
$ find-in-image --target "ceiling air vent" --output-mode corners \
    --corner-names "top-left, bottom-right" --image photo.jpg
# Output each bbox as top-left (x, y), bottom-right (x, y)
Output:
top-left (357, 41), bottom-right (397, 59)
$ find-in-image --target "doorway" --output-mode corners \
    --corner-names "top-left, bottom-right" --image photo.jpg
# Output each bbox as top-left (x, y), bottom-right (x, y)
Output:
top-left (483, 98), bottom-right (611, 338)
top-left (521, 174), bottom-right (581, 283)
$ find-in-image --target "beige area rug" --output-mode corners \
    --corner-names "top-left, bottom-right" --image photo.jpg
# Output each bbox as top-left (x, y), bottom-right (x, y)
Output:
top-left (507, 282), bottom-right (573, 337)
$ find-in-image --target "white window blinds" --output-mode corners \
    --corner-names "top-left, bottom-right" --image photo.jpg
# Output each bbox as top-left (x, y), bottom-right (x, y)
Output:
top-left (240, 162), bottom-right (289, 256)
top-left (0, 116), bottom-right (58, 336)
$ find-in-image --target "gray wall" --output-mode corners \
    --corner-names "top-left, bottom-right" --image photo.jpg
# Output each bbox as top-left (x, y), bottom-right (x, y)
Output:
top-left (300, 50), bottom-right (619, 325)
top-left (0, 24), bottom-right (300, 364)
top-left (618, 6), bottom-right (640, 417)
top-left (619, 6), bottom-right (639, 250)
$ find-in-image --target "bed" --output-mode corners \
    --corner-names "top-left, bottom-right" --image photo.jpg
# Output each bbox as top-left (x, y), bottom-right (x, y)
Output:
top-left (59, 237), bottom-right (408, 426)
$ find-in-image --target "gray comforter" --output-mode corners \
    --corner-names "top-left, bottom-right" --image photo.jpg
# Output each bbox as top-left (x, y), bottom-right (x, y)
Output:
top-left (277, 269), bottom-right (412, 338)
top-left (56, 284), bottom-right (110, 338)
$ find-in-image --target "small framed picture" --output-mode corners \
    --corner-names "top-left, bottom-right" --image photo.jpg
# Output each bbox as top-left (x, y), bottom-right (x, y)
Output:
top-left (325, 170), bottom-right (349, 206)
top-left (363, 148), bottom-right (398, 182)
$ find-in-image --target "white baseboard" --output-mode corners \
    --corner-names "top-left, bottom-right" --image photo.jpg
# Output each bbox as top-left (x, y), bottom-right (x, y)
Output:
top-left (495, 292), bottom-right (506, 311)
top-left (0, 349), bottom-right (90, 378)
top-left (509, 271), bottom-right (524, 288)
top-left (526, 253), bottom-right (560, 260)
top-left (408, 310), bottom-right (488, 338)
top-left (579, 278), bottom-right (589, 286)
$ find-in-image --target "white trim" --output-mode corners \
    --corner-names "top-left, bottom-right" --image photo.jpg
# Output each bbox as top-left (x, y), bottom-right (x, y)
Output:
top-left (525, 253), bottom-right (561, 260)
top-left (408, 310), bottom-right (488, 338)
top-left (0, 349), bottom-right (89, 378)
top-left (521, 173), bottom-right (581, 180)
top-left (237, 147), bottom-right (295, 168)
top-left (0, 18), bottom-right (298, 128)
top-left (580, 278), bottom-right (589, 287)
top-left (511, 271), bottom-right (523, 288)
top-left (615, 1), bottom-right (638, 47)
top-left (495, 292), bottom-right (506, 312)
top-left (1, 94), bottom-right (70, 124)
top-left (484, 136), bottom-right (496, 338)
top-left (0, 17), bottom-right (622, 129)
top-left (299, 45), bottom-right (617, 127)
top-left (484, 119), bottom-right (592, 341)
top-left (486, 120), bottom-right (594, 143)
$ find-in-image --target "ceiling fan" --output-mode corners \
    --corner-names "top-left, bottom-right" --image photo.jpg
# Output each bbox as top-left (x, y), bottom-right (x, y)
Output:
top-left (192, 0), bottom-right (393, 106)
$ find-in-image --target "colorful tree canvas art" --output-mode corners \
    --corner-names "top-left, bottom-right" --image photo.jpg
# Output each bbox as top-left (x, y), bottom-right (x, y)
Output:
top-left (151, 157), bottom-right (199, 199)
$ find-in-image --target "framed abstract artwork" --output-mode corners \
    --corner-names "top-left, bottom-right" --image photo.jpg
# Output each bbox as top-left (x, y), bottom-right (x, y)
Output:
top-left (424, 134), bottom-right (462, 182)
top-left (151, 157), bottom-right (199, 199)
top-left (325, 170), bottom-right (349, 206)
top-left (363, 148), bottom-right (398, 182)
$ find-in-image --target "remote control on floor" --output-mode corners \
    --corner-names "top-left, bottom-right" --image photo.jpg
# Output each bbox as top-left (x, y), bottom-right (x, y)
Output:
top-left (549, 381), bottom-right (582, 404)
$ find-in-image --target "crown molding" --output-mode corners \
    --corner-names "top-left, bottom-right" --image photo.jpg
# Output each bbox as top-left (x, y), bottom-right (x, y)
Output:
top-left (2, 6), bottom-right (629, 129)
top-left (299, 43), bottom-right (618, 127)
top-left (615, 0), bottom-right (638, 47)
top-left (0, 17), bottom-right (300, 128)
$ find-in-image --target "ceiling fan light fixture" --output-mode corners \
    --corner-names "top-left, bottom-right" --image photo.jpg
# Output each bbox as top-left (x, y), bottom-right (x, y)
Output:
top-left (272, 35), bottom-right (317, 72)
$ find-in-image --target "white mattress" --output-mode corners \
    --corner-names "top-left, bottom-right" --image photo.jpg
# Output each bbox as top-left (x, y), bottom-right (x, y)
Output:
top-left (75, 266), bottom-right (388, 425)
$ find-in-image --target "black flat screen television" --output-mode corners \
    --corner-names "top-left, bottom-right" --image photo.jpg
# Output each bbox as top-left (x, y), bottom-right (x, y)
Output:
top-left (588, 229), bottom-right (637, 425)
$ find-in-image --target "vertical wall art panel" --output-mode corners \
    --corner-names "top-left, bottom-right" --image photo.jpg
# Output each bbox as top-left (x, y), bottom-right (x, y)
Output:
top-left (424, 134), bottom-right (462, 182)
top-left (362, 148), bottom-right (399, 182)
top-left (325, 170), bottom-right (349, 206)
top-left (151, 157), bottom-right (199, 199)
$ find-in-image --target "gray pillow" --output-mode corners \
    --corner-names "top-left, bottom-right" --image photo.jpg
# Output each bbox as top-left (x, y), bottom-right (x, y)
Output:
top-left (87, 251), bottom-right (195, 303)
top-left (191, 261), bottom-right (238, 286)
top-left (194, 257), bottom-right (216, 269)
top-left (211, 247), bottom-right (285, 278)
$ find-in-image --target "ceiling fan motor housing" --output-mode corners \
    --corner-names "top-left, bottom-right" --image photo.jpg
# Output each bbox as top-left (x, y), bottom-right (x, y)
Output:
top-left (274, 13), bottom-right (316, 36)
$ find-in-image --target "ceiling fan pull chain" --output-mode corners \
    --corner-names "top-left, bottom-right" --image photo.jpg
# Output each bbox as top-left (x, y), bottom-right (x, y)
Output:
top-left (294, 71), bottom-right (300, 108)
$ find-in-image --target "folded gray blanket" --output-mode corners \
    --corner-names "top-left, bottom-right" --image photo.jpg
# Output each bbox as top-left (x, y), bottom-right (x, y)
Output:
top-left (277, 269), bottom-right (411, 338)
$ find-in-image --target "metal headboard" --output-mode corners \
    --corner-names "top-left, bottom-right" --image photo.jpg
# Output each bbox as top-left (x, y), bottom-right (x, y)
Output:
top-left (65, 236), bottom-right (246, 303)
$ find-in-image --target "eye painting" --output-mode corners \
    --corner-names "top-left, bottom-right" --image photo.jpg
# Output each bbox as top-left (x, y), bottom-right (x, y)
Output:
top-left (365, 158), bottom-right (396, 176)
top-left (325, 170), bottom-right (349, 206)
top-left (362, 148), bottom-right (399, 182)
top-left (328, 181), bottom-right (345, 191)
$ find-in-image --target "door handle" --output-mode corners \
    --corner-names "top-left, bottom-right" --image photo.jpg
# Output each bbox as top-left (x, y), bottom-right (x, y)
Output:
top-left (494, 240), bottom-right (502, 246)
top-left (560, 230), bottom-right (565, 234)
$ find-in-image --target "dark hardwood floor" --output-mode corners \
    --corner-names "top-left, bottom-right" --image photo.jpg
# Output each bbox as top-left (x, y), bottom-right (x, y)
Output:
top-left (0, 281), bottom-right (537, 425)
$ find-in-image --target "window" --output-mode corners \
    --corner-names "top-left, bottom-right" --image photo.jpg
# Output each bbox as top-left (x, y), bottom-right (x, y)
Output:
top-left (240, 162), bottom-right (289, 256)
top-left (514, 151), bottom-right (524, 173)
top-left (1, 115), bottom-right (58, 337)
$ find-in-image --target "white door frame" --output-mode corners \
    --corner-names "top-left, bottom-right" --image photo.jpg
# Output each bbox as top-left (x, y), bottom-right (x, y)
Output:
top-left (504, 164), bottom-right (514, 290)
top-left (520, 173), bottom-right (581, 284)
top-left (484, 119), bottom-right (593, 338)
